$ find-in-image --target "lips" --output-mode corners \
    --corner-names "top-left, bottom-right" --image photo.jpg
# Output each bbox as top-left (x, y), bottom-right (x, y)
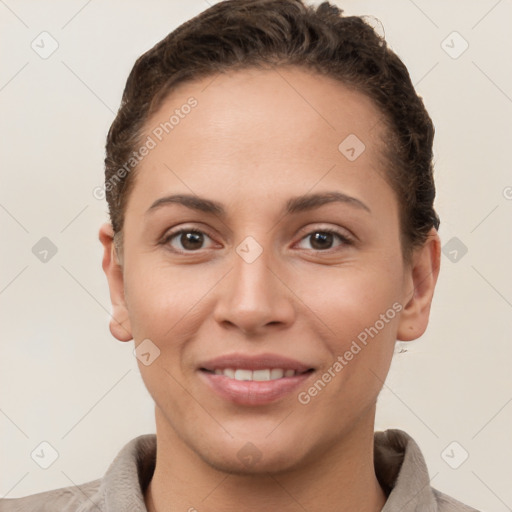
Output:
top-left (198, 353), bottom-right (314, 373)
top-left (198, 353), bottom-right (315, 405)
top-left (208, 368), bottom-right (304, 380)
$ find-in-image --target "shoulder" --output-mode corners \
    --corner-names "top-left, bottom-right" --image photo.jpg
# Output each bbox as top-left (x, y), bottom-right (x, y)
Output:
top-left (0, 478), bottom-right (102, 512)
top-left (0, 433), bottom-right (156, 512)
top-left (433, 488), bottom-right (482, 512)
top-left (375, 429), bottom-right (481, 512)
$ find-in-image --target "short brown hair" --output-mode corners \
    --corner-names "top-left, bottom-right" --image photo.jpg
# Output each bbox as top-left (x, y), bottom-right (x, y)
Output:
top-left (104, 0), bottom-right (440, 261)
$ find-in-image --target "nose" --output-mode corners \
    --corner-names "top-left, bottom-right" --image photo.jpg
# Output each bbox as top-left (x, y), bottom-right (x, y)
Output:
top-left (213, 244), bottom-right (296, 336)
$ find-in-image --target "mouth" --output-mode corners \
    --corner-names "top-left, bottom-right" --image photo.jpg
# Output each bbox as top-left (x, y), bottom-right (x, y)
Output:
top-left (197, 353), bottom-right (316, 405)
top-left (200, 367), bottom-right (314, 380)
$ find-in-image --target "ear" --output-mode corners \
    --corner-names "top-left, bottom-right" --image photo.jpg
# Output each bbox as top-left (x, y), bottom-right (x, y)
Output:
top-left (98, 223), bottom-right (133, 342)
top-left (397, 228), bottom-right (441, 341)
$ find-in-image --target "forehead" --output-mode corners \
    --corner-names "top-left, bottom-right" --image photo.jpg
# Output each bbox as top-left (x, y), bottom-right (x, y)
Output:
top-left (144, 65), bottom-right (385, 159)
top-left (129, 66), bottom-right (393, 215)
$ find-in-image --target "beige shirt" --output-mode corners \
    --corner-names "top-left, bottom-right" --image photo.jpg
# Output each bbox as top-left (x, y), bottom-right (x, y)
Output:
top-left (0, 429), bottom-right (479, 511)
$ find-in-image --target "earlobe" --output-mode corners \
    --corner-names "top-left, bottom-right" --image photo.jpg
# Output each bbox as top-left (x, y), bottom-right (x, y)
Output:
top-left (397, 229), bottom-right (441, 342)
top-left (98, 223), bottom-right (133, 342)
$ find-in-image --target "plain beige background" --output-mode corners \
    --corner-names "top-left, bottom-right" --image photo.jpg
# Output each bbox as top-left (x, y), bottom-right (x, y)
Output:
top-left (1, 1), bottom-right (511, 510)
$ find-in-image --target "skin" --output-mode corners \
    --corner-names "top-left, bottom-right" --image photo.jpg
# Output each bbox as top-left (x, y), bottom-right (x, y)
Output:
top-left (99, 65), bottom-right (440, 512)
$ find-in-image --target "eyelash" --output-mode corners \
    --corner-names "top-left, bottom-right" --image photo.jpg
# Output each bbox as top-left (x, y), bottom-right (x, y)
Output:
top-left (161, 226), bottom-right (354, 254)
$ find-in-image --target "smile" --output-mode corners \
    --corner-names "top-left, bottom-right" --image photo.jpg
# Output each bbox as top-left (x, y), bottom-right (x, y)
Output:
top-left (197, 353), bottom-right (316, 405)
top-left (201, 368), bottom-right (312, 380)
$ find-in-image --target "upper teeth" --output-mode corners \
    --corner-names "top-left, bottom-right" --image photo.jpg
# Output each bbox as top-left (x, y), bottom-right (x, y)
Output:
top-left (213, 368), bottom-right (297, 381)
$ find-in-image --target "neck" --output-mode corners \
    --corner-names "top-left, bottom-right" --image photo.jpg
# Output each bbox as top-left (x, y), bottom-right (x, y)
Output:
top-left (145, 410), bottom-right (387, 512)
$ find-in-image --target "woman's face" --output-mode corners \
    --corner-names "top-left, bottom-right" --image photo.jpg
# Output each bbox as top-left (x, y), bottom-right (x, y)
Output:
top-left (101, 66), bottom-right (438, 474)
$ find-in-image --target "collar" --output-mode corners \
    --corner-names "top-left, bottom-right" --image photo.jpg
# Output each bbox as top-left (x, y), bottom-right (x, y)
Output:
top-left (97, 428), bottom-right (439, 511)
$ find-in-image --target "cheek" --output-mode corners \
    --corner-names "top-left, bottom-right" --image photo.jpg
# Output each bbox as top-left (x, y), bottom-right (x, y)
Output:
top-left (123, 258), bottom-right (210, 343)
top-left (306, 264), bottom-right (402, 338)
top-left (302, 264), bottom-right (402, 399)
top-left (295, 271), bottom-right (400, 418)
top-left (122, 263), bottom-right (206, 410)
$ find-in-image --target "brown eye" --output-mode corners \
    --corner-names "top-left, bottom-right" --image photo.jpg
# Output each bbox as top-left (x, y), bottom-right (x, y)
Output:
top-left (310, 232), bottom-right (334, 250)
top-left (297, 229), bottom-right (352, 251)
top-left (164, 229), bottom-right (214, 252)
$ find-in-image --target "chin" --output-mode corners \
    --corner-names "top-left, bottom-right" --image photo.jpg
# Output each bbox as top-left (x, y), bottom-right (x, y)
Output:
top-left (197, 446), bottom-right (302, 476)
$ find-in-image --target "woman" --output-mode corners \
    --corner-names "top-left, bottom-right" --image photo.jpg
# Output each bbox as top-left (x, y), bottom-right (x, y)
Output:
top-left (0, 0), bottom-right (480, 510)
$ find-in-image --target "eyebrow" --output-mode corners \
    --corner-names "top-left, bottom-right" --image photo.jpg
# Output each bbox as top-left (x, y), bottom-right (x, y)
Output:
top-left (146, 191), bottom-right (371, 217)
